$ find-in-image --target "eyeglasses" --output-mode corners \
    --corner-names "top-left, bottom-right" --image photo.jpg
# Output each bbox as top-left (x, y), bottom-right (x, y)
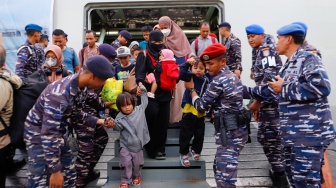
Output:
top-left (118, 56), bottom-right (128, 59)
top-left (44, 67), bottom-right (63, 76)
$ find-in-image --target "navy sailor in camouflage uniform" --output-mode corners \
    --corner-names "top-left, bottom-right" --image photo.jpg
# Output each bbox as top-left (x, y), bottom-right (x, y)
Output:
top-left (245, 24), bottom-right (288, 187)
top-left (72, 87), bottom-right (112, 187)
top-left (250, 23), bottom-right (336, 188)
top-left (218, 22), bottom-right (242, 78)
top-left (185, 43), bottom-right (248, 188)
top-left (292, 22), bottom-right (322, 58)
top-left (15, 24), bottom-right (45, 84)
top-left (24, 56), bottom-right (115, 188)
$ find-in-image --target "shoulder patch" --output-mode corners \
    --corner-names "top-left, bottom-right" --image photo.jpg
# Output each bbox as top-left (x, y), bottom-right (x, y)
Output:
top-left (304, 56), bottom-right (317, 71)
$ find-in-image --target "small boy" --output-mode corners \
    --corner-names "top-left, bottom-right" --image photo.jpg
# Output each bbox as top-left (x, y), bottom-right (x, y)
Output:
top-left (113, 85), bottom-right (149, 188)
top-left (115, 46), bottom-right (135, 85)
top-left (178, 57), bottom-right (208, 167)
top-left (139, 25), bottom-right (153, 50)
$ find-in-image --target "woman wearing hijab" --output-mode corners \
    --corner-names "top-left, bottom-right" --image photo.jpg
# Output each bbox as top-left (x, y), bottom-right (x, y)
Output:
top-left (135, 30), bottom-right (170, 160)
top-left (158, 16), bottom-right (196, 126)
top-left (29, 45), bottom-right (68, 83)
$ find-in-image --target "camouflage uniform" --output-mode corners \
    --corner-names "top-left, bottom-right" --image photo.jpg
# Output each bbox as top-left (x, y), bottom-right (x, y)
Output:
top-left (111, 39), bottom-right (122, 67)
top-left (24, 74), bottom-right (99, 187)
top-left (71, 88), bottom-right (108, 187)
top-left (251, 48), bottom-right (336, 187)
top-left (224, 33), bottom-right (242, 73)
top-left (15, 40), bottom-right (44, 83)
top-left (192, 66), bottom-right (248, 187)
top-left (250, 34), bottom-right (285, 173)
top-left (302, 40), bottom-right (322, 58)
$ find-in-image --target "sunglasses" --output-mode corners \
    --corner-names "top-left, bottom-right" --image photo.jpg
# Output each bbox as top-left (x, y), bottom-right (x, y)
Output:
top-left (44, 67), bottom-right (63, 76)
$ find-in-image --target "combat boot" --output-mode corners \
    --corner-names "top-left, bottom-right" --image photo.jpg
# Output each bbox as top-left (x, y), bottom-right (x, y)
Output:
top-left (269, 169), bottom-right (290, 188)
top-left (86, 169), bottom-right (100, 184)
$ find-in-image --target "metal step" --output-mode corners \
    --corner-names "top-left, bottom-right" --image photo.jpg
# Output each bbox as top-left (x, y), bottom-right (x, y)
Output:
top-left (107, 157), bottom-right (207, 181)
top-left (103, 179), bottom-right (211, 188)
top-left (114, 137), bottom-right (190, 158)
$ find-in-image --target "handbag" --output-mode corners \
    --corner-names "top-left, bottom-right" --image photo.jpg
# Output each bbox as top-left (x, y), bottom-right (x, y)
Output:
top-left (124, 67), bottom-right (137, 94)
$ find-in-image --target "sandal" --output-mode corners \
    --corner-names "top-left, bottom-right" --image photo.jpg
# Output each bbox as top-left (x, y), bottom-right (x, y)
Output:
top-left (190, 149), bottom-right (201, 161)
top-left (132, 176), bottom-right (141, 186)
top-left (180, 155), bottom-right (190, 167)
top-left (119, 182), bottom-right (128, 188)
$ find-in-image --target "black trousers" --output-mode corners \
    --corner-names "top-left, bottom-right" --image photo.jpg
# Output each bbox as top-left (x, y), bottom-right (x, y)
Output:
top-left (144, 98), bottom-right (170, 158)
top-left (179, 113), bottom-right (205, 155)
top-left (0, 144), bottom-right (12, 187)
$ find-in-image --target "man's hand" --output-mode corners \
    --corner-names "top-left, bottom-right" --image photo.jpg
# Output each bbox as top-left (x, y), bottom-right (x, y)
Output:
top-left (104, 117), bottom-right (115, 128)
top-left (186, 57), bottom-right (196, 66)
top-left (49, 171), bottom-right (63, 188)
top-left (268, 76), bottom-right (283, 93)
top-left (249, 100), bottom-right (261, 122)
top-left (234, 70), bottom-right (241, 79)
top-left (250, 71), bottom-right (254, 80)
top-left (105, 102), bottom-right (115, 109)
top-left (184, 77), bottom-right (194, 89)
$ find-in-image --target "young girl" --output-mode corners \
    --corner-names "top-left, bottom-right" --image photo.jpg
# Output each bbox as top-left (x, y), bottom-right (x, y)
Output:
top-left (178, 57), bottom-right (208, 167)
top-left (113, 86), bottom-right (150, 188)
top-left (146, 49), bottom-right (176, 98)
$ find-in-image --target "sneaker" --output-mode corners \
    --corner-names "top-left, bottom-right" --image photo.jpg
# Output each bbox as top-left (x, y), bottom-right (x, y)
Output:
top-left (147, 92), bottom-right (155, 98)
top-left (86, 169), bottom-right (100, 183)
top-left (119, 182), bottom-right (128, 188)
top-left (155, 152), bottom-right (166, 160)
top-left (132, 176), bottom-right (141, 186)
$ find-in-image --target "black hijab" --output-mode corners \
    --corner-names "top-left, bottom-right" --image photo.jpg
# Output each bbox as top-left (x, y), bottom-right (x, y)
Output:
top-left (147, 30), bottom-right (165, 59)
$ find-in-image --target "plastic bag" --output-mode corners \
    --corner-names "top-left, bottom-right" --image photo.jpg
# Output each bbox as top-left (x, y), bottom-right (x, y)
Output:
top-left (101, 78), bottom-right (123, 110)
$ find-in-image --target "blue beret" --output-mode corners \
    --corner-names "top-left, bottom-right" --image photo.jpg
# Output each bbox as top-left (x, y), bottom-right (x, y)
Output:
top-left (245, 24), bottom-right (264, 35)
top-left (25, 24), bottom-right (42, 32)
top-left (98, 44), bottom-right (117, 58)
top-left (292, 22), bottom-right (308, 31)
top-left (120, 30), bottom-right (132, 40)
top-left (86, 55), bottom-right (114, 79)
top-left (277, 24), bottom-right (305, 36)
top-left (218, 22), bottom-right (231, 29)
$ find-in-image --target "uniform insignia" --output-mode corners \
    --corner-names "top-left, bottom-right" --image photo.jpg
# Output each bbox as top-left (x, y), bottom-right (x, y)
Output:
top-left (203, 55), bottom-right (209, 61)
top-left (304, 59), bottom-right (315, 71)
top-left (262, 48), bottom-right (270, 56)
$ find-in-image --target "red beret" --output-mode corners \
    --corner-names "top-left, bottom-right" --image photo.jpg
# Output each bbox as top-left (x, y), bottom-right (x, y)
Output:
top-left (200, 43), bottom-right (226, 61)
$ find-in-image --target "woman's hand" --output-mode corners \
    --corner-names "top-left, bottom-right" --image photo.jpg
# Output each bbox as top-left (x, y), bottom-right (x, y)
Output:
top-left (136, 82), bottom-right (144, 96)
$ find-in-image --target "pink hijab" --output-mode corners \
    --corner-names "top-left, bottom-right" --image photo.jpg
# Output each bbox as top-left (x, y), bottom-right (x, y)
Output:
top-left (43, 45), bottom-right (64, 83)
top-left (158, 16), bottom-right (193, 58)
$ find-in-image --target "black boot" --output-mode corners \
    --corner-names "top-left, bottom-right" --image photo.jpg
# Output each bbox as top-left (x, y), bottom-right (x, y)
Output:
top-left (85, 169), bottom-right (100, 184)
top-left (269, 169), bottom-right (290, 188)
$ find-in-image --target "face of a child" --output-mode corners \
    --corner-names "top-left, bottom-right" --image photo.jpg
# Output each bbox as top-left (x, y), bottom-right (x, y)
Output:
top-left (118, 55), bottom-right (131, 66)
top-left (159, 52), bottom-right (164, 61)
top-left (192, 62), bottom-right (206, 77)
top-left (120, 102), bottom-right (134, 115)
top-left (133, 50), bottom-right (140, 60)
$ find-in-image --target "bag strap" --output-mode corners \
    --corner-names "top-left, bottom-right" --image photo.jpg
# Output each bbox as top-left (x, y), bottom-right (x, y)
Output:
top-left (211, 36), bottom-right (216, 44)
top-left (0, 115), bottom-right (9, 137)
top-left (145, 49), bottom-right (158, 67)
top-left (129, 67), bottom-right (136, 77)
top-left (195, 37), bottom-right (199, 55)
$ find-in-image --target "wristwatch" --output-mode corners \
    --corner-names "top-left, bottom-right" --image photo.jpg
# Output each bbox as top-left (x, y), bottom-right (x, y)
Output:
top-left (189, 88), bottom-right (196, 95)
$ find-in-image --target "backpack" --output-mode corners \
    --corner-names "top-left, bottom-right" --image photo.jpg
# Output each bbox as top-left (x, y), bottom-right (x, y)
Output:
top-left (195, 36), bottom-right (216, 55)
top-left (146, 50), bottom-right (179, 91)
